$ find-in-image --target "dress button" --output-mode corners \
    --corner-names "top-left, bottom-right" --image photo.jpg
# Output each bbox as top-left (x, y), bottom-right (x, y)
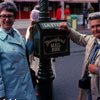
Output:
top-left (12, 47), bottom-right (16, 50)
top-left (18, 72), bottom-right (23, 75)
top-left (16, 59), bottom-right (19, 62)
top-left (24, 56), bottom-right (26, 59)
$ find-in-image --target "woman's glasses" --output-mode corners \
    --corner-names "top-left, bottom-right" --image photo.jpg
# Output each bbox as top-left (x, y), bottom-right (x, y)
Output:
top-left (0, 14), bottom-right (14, 19)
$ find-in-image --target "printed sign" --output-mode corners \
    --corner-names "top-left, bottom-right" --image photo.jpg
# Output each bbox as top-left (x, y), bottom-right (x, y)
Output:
top-left (43, 35), bottom-right (69, 56)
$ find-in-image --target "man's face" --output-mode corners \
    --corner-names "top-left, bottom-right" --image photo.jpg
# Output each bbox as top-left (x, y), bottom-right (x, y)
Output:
top-left (0, 10), bottom-right (15, 30)
top-left (90, 19), bottom-right (100, 39)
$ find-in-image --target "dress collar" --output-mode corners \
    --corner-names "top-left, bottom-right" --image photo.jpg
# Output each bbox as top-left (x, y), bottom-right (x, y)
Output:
top-left (2, 28), bottom-right (14, 37)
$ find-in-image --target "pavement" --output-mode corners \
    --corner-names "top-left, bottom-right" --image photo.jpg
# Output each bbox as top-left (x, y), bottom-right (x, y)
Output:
top-left (13, 19), bottom-right (91, 35)
top-left (13, 19), bottom-right (30, 29)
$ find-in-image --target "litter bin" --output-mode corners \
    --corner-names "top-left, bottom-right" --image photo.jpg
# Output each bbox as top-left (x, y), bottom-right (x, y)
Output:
top-left (67, 15), bottom-right (78, 31)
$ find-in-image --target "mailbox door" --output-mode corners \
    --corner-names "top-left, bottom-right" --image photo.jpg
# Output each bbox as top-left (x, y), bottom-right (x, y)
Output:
top-left (42, 29), bottom-right (70, 58)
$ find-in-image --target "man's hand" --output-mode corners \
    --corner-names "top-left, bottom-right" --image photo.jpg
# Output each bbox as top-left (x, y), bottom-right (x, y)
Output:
top-left (59, 22), bottom-right (71, 33)
top-left (88, 64), bottom-right (98, 74)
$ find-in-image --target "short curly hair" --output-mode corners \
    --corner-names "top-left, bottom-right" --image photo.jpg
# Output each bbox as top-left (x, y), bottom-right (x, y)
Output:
top-left (88, 12), bottom-right (100, 21)
top-left (0, 2), bottom-right (18, 18)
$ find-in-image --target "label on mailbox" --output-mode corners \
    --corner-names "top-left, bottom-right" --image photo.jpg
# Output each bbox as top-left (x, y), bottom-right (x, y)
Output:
top-left (39, 21), bottom-right (66, 29)
top-left (43, 35), bottom-right (69, 57)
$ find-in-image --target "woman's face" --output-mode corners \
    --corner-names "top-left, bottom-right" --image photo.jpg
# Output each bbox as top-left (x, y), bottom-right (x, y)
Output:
top-left (0, 10), bottom-right (15, 30)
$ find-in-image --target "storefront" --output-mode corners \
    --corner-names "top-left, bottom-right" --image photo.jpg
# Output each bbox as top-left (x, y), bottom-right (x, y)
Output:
top-left (4, 0), bottom-right (98, 19)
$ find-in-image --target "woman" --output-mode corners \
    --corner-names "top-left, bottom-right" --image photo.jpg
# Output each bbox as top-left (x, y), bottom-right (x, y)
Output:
top-left (0, 2), bottom-right (36, 100)
top-left (26, 4), bottom-right (56, 80)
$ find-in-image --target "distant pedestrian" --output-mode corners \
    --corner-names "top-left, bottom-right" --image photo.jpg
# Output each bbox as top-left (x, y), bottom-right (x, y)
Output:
top-left (88, 4), bottom-right (94, 14)
top-left (87, 4), bottom-right (94, 29)
top-left (64, 5), bottom-right (70, 20)
top-left (56, 5), bottom-right (62, 20)
top-left (26, 5), bottom-right (40, 41)
top-left (82, 7), bottom-right (88, 26)
top-left (30, 5), bottom-right (39, 21)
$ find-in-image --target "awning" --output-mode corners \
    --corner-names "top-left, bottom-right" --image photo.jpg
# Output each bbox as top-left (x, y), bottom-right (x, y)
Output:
top-left (69, 0), bottom-right (98, 3)
top-left (14, 0), bottom-right (39, 2)
top-left (14, 0), bottom-right (98, 2)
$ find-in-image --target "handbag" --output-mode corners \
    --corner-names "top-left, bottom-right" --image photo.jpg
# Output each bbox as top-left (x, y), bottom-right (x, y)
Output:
top-left (78, 74), bottom-right (91, 89)
top-left (97, 97), bottom-right (100, 100)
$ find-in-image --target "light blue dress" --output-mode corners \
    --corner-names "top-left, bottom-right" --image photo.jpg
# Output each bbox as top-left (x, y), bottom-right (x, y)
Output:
top-left (0, 28), bottom-right (36, 100)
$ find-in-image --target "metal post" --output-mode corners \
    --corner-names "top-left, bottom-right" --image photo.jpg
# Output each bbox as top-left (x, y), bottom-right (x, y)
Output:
top-left (37, 0), bottom-right (55, 100)
top-left (37, 58), bottom-right (55, 100)
top-left (39, 0), bottom-right (50, 21)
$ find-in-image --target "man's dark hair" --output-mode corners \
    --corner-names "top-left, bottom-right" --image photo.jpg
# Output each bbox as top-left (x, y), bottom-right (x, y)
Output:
top-left (0, 2), bottom-right (18, 18)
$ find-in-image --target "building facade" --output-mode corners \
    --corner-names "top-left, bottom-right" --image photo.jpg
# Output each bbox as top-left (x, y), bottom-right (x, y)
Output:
top-left (2, 0), bottom-right (99, 19)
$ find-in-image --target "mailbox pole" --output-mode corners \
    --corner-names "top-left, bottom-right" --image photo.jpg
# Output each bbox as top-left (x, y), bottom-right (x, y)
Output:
top-left (39, 0), bottom-right (50, 21)
top-left (37, 0), bottom-right (55, 100)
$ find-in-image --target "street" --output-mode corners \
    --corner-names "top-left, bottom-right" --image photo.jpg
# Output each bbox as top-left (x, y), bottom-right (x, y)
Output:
top-left (53, 41), bottom-right (84, 100)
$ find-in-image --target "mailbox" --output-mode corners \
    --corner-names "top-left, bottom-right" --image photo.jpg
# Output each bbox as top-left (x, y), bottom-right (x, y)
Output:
top-left (33, 20), bottom-right (70, 58)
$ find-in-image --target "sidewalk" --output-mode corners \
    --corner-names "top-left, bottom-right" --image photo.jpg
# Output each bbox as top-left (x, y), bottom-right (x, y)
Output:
top-left (13, 19), bottom-right (90, 33)
top-left (13, 19), bottom-right (30, 29)
top-left (78, 25), bottom-right (90, 33)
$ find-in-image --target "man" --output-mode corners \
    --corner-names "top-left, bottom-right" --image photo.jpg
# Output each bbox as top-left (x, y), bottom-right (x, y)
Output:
top-left (0, 2), bottom-right (36, 100)
top-left (59, 12), bottom-right (100, 100)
